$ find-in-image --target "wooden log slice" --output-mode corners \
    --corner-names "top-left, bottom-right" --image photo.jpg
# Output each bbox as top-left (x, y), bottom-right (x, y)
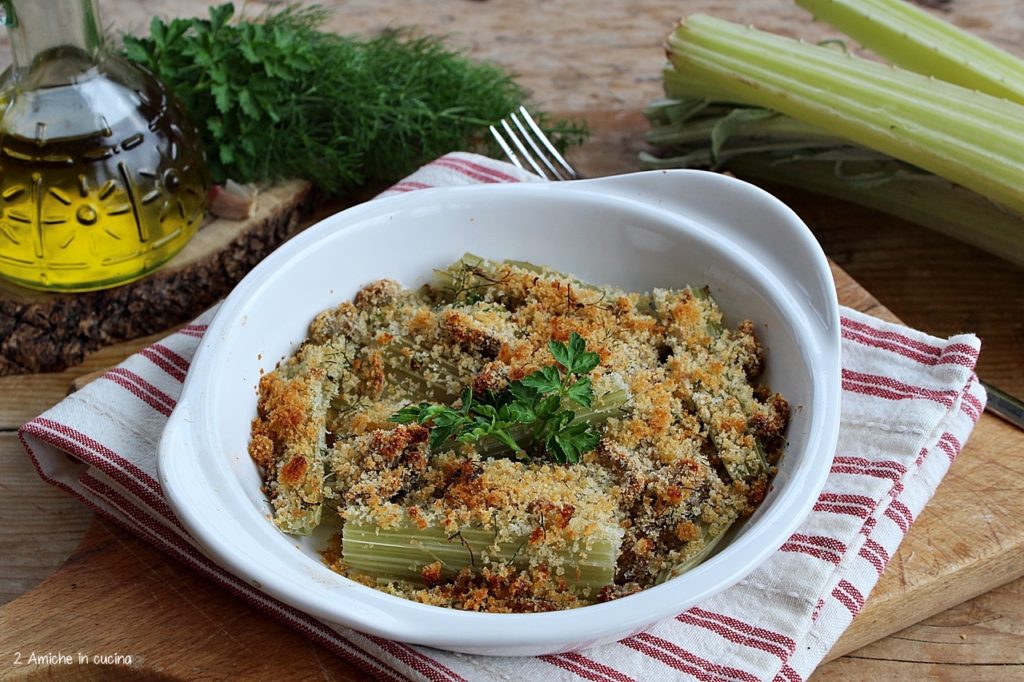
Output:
top-left (0, 180), bottom-right (316, 376)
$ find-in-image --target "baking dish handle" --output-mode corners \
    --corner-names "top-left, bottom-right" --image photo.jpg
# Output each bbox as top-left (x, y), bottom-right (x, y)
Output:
top-left (562, 170), bottom-right (840, 345)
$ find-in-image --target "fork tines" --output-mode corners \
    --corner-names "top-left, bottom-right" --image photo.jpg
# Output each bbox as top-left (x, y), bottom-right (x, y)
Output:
top-left (489, 106), bottom-right (579, 181)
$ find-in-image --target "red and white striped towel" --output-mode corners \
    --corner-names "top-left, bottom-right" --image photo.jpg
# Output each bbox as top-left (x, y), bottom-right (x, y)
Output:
top-left (21, 152), bottom-right (985, 681)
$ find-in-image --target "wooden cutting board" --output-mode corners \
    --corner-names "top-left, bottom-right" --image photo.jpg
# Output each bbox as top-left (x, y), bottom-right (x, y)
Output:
top-left (0, 114), bottom-right (1022, 679)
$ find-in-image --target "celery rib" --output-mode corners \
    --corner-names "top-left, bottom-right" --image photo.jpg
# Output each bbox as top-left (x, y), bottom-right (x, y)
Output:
top-left (342, 517), bottom-right (621, 591)
top-left (671, 18), bottom-right (1024, 136)
top-left (728, 155), bottom-right (1024, 266)
top-left (797, 0), bottom-right (1024, 105)
top-left (672, 44), bottom-right (1021, 185)
top-left (656, 520), bottom-right (735, 584)
top-left (673, 16), bottom-right (1024, 125)
top-left (432, 253), bottom-right (506, 303)
top-left (665, 15), bottom-right (1024, 216)
top-left (641, 95), bottom-right (1024, 266)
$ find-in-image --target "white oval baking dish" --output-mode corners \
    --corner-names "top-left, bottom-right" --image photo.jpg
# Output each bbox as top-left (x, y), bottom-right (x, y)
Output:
top-left (159, 170), bottom-right (841, 656)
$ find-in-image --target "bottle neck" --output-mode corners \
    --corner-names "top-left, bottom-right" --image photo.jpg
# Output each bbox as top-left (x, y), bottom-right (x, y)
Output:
top-left (4, 0), bottom-right (104, 77)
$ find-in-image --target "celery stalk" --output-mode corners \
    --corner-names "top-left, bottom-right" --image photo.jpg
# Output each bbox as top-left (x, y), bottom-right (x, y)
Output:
top-left (378, 341), bottom-right (463, 402)
top-left (641, 93), bottom-right (1024, 266)
top-left (645, 104), bottom-right (845, 150)
top-left (729, 155), bottom-right (1024, 266)
top-left (656, 520), bottom-right (735, 584)
top-left (662, 65), bottom-right (742, 103)
top-left (665, 15), bottom-right (1024, 216)
top-left (797, 0), bottom-right (1024, 105)
top-left (342, 516), bottom-right (621, 592)
top-left (673, 19), bottom-right (1023, 128)
top-left (432, 253), bottom-right (505, 304)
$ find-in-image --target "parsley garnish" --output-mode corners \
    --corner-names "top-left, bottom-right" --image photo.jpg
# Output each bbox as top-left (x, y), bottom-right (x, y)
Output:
top-left (390, 333), bottom-right (602, 464)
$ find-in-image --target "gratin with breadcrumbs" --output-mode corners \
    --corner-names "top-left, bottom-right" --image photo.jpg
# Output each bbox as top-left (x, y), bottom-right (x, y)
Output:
top-left (249, 255), bottom-right (788, 612)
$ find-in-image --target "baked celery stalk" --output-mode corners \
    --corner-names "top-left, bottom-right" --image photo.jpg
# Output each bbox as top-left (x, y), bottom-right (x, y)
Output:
top-left (656, 519), bottom-right (735, 584)
top-left (797, 0), bottom-right (1024, 105)
top-left (252, 336), bottom-right (353, 535)
top-left (432, 253), bottom-right (603, 304)
top-left (378, 338), bottom-right (465, 403)
top-left (431, 253), bottom-right (500, 304)
top-left (342, 515), bottom-right (623, 592)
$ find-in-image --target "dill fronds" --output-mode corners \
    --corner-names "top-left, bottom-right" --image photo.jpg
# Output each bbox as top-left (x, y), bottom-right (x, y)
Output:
top-left (122, 3), bottom-right (586, 190)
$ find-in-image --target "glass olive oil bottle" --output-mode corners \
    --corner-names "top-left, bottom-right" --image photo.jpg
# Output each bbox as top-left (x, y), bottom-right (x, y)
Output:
top-left (0, 0), bottom-right (209, 292)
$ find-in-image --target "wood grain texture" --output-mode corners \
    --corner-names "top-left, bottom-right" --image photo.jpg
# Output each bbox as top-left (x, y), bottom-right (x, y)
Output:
top-left (0, 521), bottom-right (371, 682)
top-left (826, 418), bottom-right (1024, 661)
top-left (1, 0), bottom-right (1022, 679)
top-left (0, 329), bottom-right (173, 430)
top-left (773, 188), bottom-right (1024, 401)
top-left (0, 433), bottom-right (94, 605)
top-left (816, 578), bottom-right (1024, 680)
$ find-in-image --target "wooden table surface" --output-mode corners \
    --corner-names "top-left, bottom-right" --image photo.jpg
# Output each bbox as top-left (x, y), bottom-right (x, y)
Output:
top-left (1, 1), bottom-right (1023, 680)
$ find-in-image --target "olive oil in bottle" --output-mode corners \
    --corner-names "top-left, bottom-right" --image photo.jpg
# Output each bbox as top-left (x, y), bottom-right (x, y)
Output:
top-left (0, 0), bottom-right (209, 292)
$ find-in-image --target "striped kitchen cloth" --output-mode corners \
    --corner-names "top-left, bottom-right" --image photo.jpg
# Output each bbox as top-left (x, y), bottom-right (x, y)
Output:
top-left (20, 152), bottom-right (986, 681)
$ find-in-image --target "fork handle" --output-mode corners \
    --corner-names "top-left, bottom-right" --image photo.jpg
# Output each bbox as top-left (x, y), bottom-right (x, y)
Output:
top-left (981, 380), bottom-right (1024, 431)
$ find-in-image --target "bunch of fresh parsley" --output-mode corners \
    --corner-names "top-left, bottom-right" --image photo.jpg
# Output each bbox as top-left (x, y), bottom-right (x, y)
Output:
top-left (121, 3), bottom-right (585, 190)
top-left (391, 333), bottom-right (603, 464)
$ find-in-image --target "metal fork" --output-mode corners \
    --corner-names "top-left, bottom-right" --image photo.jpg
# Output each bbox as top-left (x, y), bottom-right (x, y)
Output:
top-left (489, 106), bottom-right (580, 181)
top-left (982, 381), bottom-right (1024, 430)
top-left (489, 110), bottom-right (1024, 431)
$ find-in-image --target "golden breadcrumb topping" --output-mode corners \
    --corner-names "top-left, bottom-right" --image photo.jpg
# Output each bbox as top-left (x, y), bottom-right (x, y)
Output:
top-left (249, 258), bottom-right (788, 612)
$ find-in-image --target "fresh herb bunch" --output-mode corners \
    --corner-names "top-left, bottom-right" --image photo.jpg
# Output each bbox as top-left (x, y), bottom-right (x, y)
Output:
top-left (391, 333), bottom-right (603, 464)
top-left (122, 3), bottom-right (586, 189)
